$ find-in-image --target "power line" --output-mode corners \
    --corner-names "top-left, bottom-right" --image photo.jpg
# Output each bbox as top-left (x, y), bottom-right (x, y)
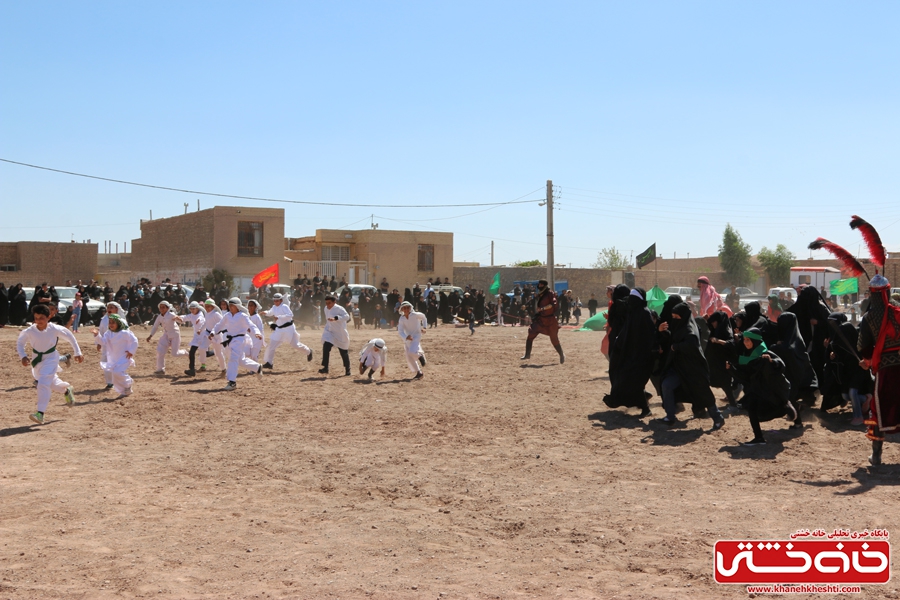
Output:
top-left (0, 159), bottom-right (543, 209)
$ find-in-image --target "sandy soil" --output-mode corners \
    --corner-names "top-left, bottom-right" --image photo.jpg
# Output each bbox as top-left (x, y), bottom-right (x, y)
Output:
top-left (1, 322), bottom-right (898, 599)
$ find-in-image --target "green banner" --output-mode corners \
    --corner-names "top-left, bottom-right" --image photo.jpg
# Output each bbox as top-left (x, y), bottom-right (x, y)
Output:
top-left (830, 278), bottom-right (858, 296)
top-left (489, 272), bottom-right (501, 295)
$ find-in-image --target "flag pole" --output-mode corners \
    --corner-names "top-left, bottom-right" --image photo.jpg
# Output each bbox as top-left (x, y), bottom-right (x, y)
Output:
top-left (655, 251), bottom-right (658, 287)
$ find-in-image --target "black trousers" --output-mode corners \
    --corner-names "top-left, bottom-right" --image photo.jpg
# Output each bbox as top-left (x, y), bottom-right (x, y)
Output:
top-left (322, 342), bottom-right (350, 371)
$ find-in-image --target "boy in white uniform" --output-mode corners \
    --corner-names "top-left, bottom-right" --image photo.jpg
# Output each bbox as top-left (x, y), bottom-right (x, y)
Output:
top-left (211, 297), bottom-right (263, 391)
top-left (397, 301), bottom-right (427, 379)
top-left (17, 304), bottom-right (83, 424)
top-left (182, 301), bottom-right (206, 376)
top-left (146, 301), bottom-right (186, 375)
top-left (246, 299), bottom-right (266, 362)
top-left (95, 301), bottom-right (125, 389)
top-left (358, 338), bottom-right (387, 380)
top-left (260, 293), bottom-right (313, 369)
top-left (197, 299), bottom-right (227, 373)
top-left (318, 295), bottom-right (352, 376)
top-left (92, 314), bottom-right (138, 397)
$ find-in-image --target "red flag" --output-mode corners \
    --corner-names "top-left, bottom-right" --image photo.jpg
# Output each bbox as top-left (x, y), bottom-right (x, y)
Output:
top-left (252, 263), bottom-right (279, 288)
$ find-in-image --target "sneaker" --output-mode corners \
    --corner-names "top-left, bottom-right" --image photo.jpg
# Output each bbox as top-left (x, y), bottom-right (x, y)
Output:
top-left (64, 386), bottom-right (75, 407)
top-left (29, 412), bottom-right (44, 425)
top-left (742, 438), bottom-right (767, 446)
top-left (257, 366), bottom-right (264, 378)
top-left (419, 356), bottom-right (426, 367)
top-left (344, 368), bottom-right (351, 377)
top-left (414, 371), bottom-right (424, 380)
top-left (262, 362), bottom-right (274, 369)
top-left (62, 353), bottom-right (72, 368)
top-left (367, 371), bottom-right (374, 381)
top-left (105, 383), bottom-right (114, 390)
top-left (307, 351), bottom-right (314, 362)
top-left (224, 382), bottom-right (237, 391)
top-left (318, 367), bottom-right (328, 374)
top-left (184, 369), bottom-right (196, 376)
top-left (199, 364), bottom-right (207, 371)
top-left (122, 387), bottom-right (132, 397)
top-left (153, 369), bottom-right (166, 376)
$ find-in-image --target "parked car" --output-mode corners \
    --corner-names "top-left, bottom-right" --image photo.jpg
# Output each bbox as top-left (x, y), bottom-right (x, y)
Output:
top-left (720, 286), bottom-right (757, 297)
top-left (335, 284), bottom-right (387, 305)
top-left (54, 286), bottom-right (106, 315)
top-left (767, 287), bottom-right (796, 298)
top-left (663, 286), bottom-right (700, 299)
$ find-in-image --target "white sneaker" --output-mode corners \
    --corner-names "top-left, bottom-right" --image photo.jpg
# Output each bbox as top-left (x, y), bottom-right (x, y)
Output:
top-left (153, 369), bottom-right (165, 376)
top-left (122, 387), bottom-right (132, 397)
top-left (224, 382), bottom-right (237, 391)
top-left (257, 366), bottom-right (263, 378)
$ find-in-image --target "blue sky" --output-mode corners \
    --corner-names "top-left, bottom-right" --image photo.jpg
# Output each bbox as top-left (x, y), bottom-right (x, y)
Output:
top-left (2, 2), bottom-right (898, 268)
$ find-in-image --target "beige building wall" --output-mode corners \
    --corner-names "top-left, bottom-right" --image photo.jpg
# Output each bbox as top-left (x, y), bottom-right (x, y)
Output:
top-left (0, 242), bottom-right (97, 285)
top-left (286, 229), bottom-right (453, 290)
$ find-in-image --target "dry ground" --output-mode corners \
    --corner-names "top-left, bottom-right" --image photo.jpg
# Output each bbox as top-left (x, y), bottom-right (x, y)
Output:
top-left (1, 322), bottom-right (898, 599)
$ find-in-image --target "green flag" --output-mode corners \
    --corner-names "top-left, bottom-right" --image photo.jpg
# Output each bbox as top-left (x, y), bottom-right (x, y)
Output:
top-left (489, 272), bottom-right (501, 295)
top-left (645, 285), bottom-right (668, 315)
top-left (830, 278), bottom-right (858, 296)
top-left (580, 311), bottom-right (607, 331)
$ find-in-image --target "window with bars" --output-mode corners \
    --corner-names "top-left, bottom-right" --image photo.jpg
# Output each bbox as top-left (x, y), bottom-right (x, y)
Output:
top-left (238, 221), bottom-right (264, 256)
top-left (417, 244), bottom-right (434, 272)
top-left (321, 245), bottom-right (350, 261)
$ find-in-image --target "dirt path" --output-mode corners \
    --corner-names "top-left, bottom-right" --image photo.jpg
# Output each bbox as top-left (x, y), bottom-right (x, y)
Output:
top-left (1, 323), bottom-right (897, 599)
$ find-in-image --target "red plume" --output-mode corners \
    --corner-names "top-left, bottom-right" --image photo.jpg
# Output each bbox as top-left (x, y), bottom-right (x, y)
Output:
top-left (808, 238), bottom-right (869, 278)
top-left (849, 215), bottom-right (886, 269)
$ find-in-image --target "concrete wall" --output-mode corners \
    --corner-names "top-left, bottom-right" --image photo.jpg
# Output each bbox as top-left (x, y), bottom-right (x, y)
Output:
top-left (130, 206), bottom-right (287, 288)
top-left (0, 242), bottom-right (97, 285)
top-left (452, 266), bottom-right (618, 300)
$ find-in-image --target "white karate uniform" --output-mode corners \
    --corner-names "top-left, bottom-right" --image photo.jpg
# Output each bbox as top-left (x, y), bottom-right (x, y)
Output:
top-left (261, 303), bottom-right (311, 365)
top-left (183, 311), bottom-right (206, 347)
top-left (94, 328), bottom-right (139, 394)
top-left (397, 311), bottom-right (427, 374)
top-left (149, 310), bottom-right (186, 371)
top-left (321, 304), bottom-right (351, 350)
top-left (97, 313), bottom-right (114, 385)
top-left (359, 340), bottom-right (387, 370)
top-left (212, 310), bottom-right (262, 382)
top-left (198, 308), bottom-right (226, 370)
top-left (17, 323), bottom-right (82, 413)
top-left (248, 312), bottom-right (266, 360)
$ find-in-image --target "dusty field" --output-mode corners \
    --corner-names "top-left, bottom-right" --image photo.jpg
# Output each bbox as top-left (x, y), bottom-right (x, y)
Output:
top-left (1, 322), bottom-right (898, 600)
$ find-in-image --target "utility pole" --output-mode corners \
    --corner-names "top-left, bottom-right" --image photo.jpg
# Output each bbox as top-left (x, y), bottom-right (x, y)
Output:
top-left (546, 180), bottom-right (554, 290)
top-left (491, 241), bottom-right (494, 266)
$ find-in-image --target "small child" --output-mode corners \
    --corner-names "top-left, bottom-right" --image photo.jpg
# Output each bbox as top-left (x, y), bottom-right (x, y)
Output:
top-left (373, 304), bottom-right (383, 329)
top-left (182, 301), bottom-right (206, 376)
top-left (196, 299), bottom-right (226, 373)
top-left (246, 299), bottom-right (266, 361)
top-left (17, 304), bottom-right (83, 424)
top-left (92, 314), bottom-right (138, 397)
top-left (96, 301), bottom-right (125, 389)
top-left (466, 307), bottom-right (475, 335)
top-left (358, 338), bottom-right (387, 380)
top-left (352, 304), bottom-right (362, 330)
top-left (71, 292), bottom-right (84, 332)
top-left (146, 301), bottom-right (186, 375)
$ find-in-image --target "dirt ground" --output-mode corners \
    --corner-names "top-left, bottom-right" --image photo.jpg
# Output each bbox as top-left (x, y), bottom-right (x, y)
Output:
top-left (1, 322), bottom-right (898, 600)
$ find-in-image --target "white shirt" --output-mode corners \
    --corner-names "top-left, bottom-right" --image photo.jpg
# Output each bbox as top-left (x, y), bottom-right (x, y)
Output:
top-left (203, 307), bottom-right (223, 333)
top-left (249, 313), bottom-right (266, 344)
top-left (17, 322), bottom-right (82, 359)
top-left (321, 303), bottom-right (351, 349)
top-left (397, 311), bottom-right (427, 342)
top-left (149, 310), bottom-right (181, 337)
top-left (183, 311), bottom-right (206, 335)
top-left (95, 329), bottom-right (139, 372)
top-left (359, 341), bottom-right (387, 369)
top-left (263, 302), bottom-right (294, 327)
top-left (212, 310), bottom-right (261, 341)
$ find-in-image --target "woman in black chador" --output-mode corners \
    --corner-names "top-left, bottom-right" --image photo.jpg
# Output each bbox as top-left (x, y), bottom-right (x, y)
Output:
top-left (604, 284), bottom-right (632, 389)
top-left (787, 286), bottom-right (832, 389)
top-left (769, 312), bottom-right (817, 428)
top-left (0, 282), bottom-right (8, 327)
top-left (705, 309), bottom-right (740, 407)
top-left (603, 288), bottom-right (658, 416)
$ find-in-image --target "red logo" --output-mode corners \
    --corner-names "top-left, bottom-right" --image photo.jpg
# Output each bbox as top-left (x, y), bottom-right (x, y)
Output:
top-left (714, 540), bottom-right (890, 584)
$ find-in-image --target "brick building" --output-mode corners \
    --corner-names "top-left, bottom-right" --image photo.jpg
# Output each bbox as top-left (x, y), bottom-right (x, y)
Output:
top-left (286, 229), bottom-right (453, 290)
top-left (130, 206), bottom-right (287, 289)
top-left (0, 241), bottom-right (97, 285)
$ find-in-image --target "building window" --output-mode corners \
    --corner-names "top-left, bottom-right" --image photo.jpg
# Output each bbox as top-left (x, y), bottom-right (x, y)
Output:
top-left (0, 264), bottom-right (16, 271)
top-left (238, 221), bottom-right (264, 256)
top-left (321, 245), bottom-right (350, 261)
top-left (417, 244), bottom-right (434, 272)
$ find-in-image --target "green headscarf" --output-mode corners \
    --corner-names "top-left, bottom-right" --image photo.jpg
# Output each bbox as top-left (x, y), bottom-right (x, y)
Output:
top-left (739, 329), bottom-right (766, 365)
top-left (109, 313), bottom-right (129, 331)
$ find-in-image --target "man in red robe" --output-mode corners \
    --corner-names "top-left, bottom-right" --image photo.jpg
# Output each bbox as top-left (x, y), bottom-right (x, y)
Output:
top-left (521, 279), bottom-right (565, 364)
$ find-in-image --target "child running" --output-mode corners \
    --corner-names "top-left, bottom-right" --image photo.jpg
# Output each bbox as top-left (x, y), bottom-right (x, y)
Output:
top-left (358, 338), bottom-right (387, 380)
top-left (17, 304), bottom-right (83, 424)
top-left (197, 299), bottom-right (227, 374)
top-left (260, 293), bottom-right (312, 369)
top-left (182, 301), bottom-right (206, 376)
top-left (146, 300), bottom-right (186, 375)
top-left (246, 299), bottom-right (266, 362)
top-left (211, 297), bottom-right (263, 391)
top-left (95, 301), bottom-right (125, 389)
top-left (92, 313), bottom-right (138, 398)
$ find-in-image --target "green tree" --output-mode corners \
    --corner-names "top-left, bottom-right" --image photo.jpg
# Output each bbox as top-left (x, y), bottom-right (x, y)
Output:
top-left (757, 244), bottom-right (795, 286)
top-left (592, 246), bottom-right (632, 270)
top-left (202, 269), bottom-right (235, 296)
top-left (512, 259), bottom-right (543, 267)
top-left (718, 224), bottom-right (755, 286)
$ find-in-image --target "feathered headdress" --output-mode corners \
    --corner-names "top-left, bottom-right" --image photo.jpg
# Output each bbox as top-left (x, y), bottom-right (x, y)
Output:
top-left (807, 238), bottom-right (869, 279)
top-left (849, 215), bottom-right (886, 272)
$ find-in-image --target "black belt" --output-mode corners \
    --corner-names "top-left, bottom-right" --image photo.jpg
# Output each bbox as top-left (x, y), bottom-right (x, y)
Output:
top-left (222, 333), bottom-right (245, 348)
top-left (275, 321), bottom-right (294, 329)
